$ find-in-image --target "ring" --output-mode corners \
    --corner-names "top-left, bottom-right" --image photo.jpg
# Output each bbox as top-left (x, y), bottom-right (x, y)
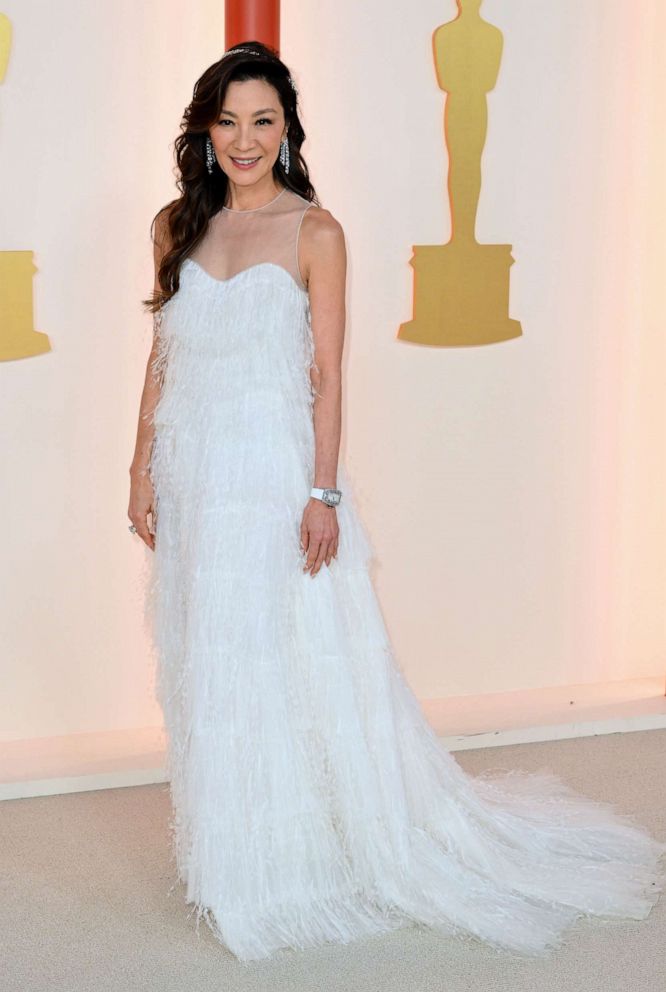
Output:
top-left (128, 524), bottom-right (137, 534)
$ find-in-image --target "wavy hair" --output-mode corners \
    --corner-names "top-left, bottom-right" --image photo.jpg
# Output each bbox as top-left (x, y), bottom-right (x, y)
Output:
top-left (143, 40), bottom-right (320, 313)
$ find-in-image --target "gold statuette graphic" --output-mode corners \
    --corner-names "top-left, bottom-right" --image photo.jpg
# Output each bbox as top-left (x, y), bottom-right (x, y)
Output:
top-left (398, 0), bottom-right (522, 346)
top-left (0, 251), bottom-right (50, 360)
top-left (0, 14), bottom-right (51, 361)
top-left (0, 11), bottom-right (9, 81)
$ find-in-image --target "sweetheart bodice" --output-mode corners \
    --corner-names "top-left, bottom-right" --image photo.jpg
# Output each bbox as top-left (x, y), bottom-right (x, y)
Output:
top-left (181, 257), bottom-right (309, 299)
top-left (151, 246), bottom-right (318, 440)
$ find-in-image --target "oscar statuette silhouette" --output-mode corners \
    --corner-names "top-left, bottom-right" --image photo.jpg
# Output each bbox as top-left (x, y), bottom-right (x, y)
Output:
top-left (398, 0), bottom-right (522, 346)
top-left (0, 12), bottom-right (50, 361)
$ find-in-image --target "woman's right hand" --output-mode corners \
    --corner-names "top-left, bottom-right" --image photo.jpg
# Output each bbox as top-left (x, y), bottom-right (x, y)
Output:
top-left (128, 468), bottom-right (156, 551)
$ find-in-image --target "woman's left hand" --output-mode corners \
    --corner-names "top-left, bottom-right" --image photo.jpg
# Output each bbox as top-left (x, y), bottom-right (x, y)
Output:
top-left (300, 497), bottom-right (339, 576)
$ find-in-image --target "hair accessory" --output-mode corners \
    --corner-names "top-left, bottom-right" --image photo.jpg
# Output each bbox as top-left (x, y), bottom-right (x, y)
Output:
top-left (222, 46), bottom-right (298, 93)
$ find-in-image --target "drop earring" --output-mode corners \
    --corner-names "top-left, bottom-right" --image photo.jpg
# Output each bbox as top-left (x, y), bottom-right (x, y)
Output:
top-left (279, 135), bottom-right (290, 174)
top-left (205, 136), bottom-right (215, 175)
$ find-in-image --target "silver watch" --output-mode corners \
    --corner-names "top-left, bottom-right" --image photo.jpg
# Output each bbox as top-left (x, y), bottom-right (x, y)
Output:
top-left (310, 486), bottom-right (342, 507)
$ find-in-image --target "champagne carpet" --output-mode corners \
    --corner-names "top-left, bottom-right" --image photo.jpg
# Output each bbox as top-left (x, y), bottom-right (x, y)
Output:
top-left (2, 729), bottom-right (664, 992)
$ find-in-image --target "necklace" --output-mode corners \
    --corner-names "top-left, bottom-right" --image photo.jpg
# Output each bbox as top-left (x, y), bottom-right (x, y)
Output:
top-left (222, 186), bottom-right (287, 213)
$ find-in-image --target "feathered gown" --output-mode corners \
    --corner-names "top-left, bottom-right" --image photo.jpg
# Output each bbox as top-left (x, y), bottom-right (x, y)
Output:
top-left (145, 185), bottom-right (665, 962)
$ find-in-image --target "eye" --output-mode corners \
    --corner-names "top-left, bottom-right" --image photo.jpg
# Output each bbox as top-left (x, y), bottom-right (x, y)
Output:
top-left (217, 118), bottom-right (275, 126)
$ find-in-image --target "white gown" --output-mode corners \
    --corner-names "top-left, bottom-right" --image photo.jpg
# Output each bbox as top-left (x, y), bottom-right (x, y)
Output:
top-left (145, 185), bottom-right (665, 963)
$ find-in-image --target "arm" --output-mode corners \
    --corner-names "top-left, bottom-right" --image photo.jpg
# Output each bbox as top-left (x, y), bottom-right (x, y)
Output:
top-left (299, 208), bottom-right (347, 576)
top-left (127, 211), bottom-right (170, 550)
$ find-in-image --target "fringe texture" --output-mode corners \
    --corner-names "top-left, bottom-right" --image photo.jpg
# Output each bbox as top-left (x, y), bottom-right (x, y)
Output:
top-left (141, 261), bottom-right (666, 963)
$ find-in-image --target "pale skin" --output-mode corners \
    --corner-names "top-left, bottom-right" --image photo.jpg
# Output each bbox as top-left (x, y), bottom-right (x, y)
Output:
top-left (128, 77), bottom-right (346, 577)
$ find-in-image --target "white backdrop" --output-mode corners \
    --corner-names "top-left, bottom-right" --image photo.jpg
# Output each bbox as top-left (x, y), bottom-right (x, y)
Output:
top-left (1, 0), bottom-right (664, 742)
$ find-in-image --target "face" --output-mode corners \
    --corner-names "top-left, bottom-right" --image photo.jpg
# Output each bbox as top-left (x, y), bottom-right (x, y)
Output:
top-left (209, 77), bottom-right (287, 185)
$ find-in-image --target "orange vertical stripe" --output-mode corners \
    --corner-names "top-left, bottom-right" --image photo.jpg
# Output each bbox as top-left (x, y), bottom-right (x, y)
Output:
top-left (226, 0), bottom-right (280, 53)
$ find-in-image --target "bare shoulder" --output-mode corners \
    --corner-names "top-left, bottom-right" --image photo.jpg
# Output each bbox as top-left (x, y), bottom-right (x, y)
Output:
top-left (301, 204), bottom-right (345, 248)
top-left (299, 205), bottom-right (346, 287)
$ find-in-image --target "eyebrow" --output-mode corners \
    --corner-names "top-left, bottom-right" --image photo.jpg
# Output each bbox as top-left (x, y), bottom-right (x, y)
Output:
top-left (219, 108), bottom-right (278, 117)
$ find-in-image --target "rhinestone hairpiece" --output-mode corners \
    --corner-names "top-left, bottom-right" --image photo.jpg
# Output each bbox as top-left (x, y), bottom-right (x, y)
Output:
top-left (223, 46), bottom-right (298, 92)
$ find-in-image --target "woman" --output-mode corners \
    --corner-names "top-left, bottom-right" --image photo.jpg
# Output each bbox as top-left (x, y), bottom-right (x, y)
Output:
top-left (128, 41), bottom-right (665, 963)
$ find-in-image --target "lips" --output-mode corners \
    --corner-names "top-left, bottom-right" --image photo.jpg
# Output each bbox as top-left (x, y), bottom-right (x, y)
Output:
top-left (231, 156), bottom-right (260, 169)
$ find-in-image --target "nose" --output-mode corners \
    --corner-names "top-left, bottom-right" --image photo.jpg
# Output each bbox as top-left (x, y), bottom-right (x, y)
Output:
top-left (232, 126), bottom-right (259, 152)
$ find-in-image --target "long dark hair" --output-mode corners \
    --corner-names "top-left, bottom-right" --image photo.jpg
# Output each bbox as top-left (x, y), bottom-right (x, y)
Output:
top-left (143, 40), bottom-right (320, 313)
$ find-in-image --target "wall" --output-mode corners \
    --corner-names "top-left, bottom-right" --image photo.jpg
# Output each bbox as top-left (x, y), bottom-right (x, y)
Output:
top-left (1, 0), bottom-right (664, 742)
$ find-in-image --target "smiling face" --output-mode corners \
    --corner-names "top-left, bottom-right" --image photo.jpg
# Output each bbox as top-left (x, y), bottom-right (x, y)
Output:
top-left (209, 77), bottom-right (287, 187)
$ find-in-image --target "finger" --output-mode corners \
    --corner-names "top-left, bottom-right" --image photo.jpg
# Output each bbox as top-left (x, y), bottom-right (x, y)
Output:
top-left (310, 542), bottom-right (329, 577)
top-left (147, 509), bottom-right (157, 549)
top-left (129, 511), bottom-right (156, 551)
top-left (303, 539), bottom-right (323, 573)
top-left (134, 524), bottom-right (154, 550)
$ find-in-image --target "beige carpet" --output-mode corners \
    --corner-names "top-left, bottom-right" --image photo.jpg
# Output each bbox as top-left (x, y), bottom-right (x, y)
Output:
top-left (2, 729), bottom-right (665, 992)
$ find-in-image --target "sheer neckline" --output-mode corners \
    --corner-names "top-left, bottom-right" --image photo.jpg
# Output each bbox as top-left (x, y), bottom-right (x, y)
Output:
top-left (222, 186), bottom-right (287, 213)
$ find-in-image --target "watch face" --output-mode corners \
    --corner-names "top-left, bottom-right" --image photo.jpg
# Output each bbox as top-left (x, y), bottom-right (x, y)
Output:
top-left (323, 488), bottom-right (341, 505)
